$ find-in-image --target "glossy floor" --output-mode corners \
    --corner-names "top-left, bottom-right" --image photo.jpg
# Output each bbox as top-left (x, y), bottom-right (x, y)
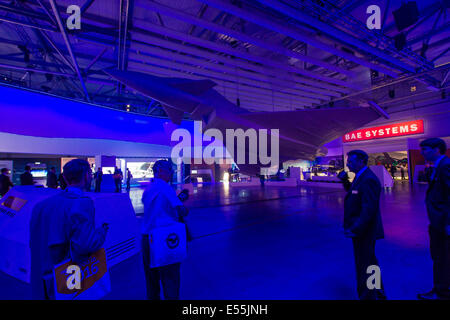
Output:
top-left (0, 181), bottom-right (434, 299)
top-left (174, 182), bottom-right (433, 299)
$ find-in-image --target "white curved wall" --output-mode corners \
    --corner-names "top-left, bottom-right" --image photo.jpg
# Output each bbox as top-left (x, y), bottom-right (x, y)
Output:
top-left (0, 132), bottom-right (173, 157)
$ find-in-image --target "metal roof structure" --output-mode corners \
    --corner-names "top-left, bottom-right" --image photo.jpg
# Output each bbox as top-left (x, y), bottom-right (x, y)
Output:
top-left (0, 0), bottom-right (448, 118)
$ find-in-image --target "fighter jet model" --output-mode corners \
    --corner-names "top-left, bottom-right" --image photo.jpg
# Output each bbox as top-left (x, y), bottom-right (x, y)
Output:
top-left (105, 69), bottom-right (383, 175)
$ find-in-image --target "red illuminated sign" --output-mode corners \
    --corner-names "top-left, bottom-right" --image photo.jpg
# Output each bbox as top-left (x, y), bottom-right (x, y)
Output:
top-left (343, 120), bottom-right (424, 143)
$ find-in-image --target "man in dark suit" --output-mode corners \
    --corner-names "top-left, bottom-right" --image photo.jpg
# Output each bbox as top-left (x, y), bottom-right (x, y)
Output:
top-left (338, 149), bottom-right (386, 300)
top-left (418, 138), bottom-right (450, 300)
top-left (94, 167), bottom-right (103, 192)
top-left (20, 165), bottom-right (34, 185)
top-left (0, 168), bottom-right (13, 196)
top-left (46, 167), bottom-right (58, 189)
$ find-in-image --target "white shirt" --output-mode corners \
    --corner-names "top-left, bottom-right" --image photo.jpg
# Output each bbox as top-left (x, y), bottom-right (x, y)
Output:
top-left (141, 178), bottom-right (182, 234)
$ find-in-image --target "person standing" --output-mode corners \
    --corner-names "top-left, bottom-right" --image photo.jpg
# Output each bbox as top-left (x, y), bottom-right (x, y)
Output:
top-left (141, 160), bottom-right (188, 300)
top-left (390, 164), bottom-right (397, 180)
top-left (126, 168), bottom-right (133, 192)
top-left (46, 167), bottom-right (58, 189)
top-left (113, 166), bottom-right (123, 193)
top-left (29, 159), bottom-right (108, 300)
top-left (94, 167), bottom-right (103, 193)
top-left (20, 165), bottom-right (34, 185)
top-left (338, 150), bottom-right (386, 300)
top-left (259, 174), bottom-right (265, 186)
top-left (418, 138), bottom-right (450, 300)
top-left (0, 168), bottom-right (13, 196)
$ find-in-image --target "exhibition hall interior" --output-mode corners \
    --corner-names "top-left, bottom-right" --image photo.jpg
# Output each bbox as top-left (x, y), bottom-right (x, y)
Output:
top-left (0, 0), bottom-right (449, 301)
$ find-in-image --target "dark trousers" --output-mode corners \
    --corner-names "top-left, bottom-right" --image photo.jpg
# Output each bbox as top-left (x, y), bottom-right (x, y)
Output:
top-left (95, 180), bottom-right (101, 192)
top-left (429, 225), bottom-right (450, 296)
top-left (141, 235), bottom-right (181, 300)
top-left (114, 180), bottom-right (121, 193)
top-left (352, 237), bottom-right (386, 300)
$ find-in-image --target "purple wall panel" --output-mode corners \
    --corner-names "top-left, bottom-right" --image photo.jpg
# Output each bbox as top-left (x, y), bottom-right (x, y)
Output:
top-left (0, 85), bottom-right (193, 145)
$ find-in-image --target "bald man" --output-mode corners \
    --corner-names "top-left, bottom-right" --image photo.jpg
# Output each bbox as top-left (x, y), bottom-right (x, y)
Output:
top-left (141, 160), bottom-right (188, 300)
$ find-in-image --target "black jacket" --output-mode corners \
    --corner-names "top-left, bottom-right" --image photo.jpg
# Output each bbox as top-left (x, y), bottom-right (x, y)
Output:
top-left (343, 168), bottom-right (384, 240)
top-left (0, 174), bottom-right (13, 196)
top-left (46, 172), bottom-right (58, 188)
top-left (425, 156), bottom-right (450, 231)
top-left (20, 171), bottom-right (34, 185)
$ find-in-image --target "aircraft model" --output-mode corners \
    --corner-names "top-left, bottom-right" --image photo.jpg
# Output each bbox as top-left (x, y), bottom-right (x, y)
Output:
top-left (105, 69), bottom-right (384, 175)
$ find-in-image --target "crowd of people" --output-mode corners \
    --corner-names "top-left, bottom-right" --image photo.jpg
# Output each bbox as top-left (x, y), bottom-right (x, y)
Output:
top-left (26, 159), bottom-right (188, 300)
top-left (0, 137), bottom-right (448, 300)
top-left (385, 163), bottom-right (408, 180)
top-left (0, 164), bottom-right (132, 196)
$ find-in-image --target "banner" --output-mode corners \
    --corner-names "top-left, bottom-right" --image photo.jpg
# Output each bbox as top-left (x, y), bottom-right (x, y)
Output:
top-left (343, 120), bottom-right (424, 143)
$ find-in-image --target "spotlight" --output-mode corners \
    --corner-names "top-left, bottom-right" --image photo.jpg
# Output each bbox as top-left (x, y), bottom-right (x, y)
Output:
top-left (389, 89), bottom-right (395, 98)
top-left (371, 70), bottom-right (379, 78)
top-left (17, 45), bottom-right (30, 63)
top-left (410, 86), bottom-right (416, 92)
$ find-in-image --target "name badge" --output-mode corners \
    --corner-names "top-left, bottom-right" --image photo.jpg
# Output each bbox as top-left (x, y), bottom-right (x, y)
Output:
top-left (352, 190), bottom-right (358, 194)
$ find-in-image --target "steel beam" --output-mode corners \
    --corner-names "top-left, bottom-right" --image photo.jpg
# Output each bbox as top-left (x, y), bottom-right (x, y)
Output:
top-left (39, 31), bottom-right (77, 73)
top-left (199, 0), bottom-right (397, 78)
top-left (0, 3), bottom-right (347, 93)
top-left (129, 47), bottom-right (328, 100)
top-left (49, 0), bottom-right (91, 102)
top-left (136, 0), bottom-right (359, 87)
top-left (131, 36), bottom-right (342, 96)
top-left (36, 0), bottom-right (57, 26)
top-left (432, 47), bottom-right (450, 63)
top-left (197, 0), bottom-right (356, 78)
top-left (0, 63), bottom-right (76, 78)
top-left (0, 15), bottom-right (57, 32)
top-left (132, 21), bottom-right (352, 91)
top-left (118, 0), bottom-right (131, 71)
top-left (368, 101), bottom-right (390, 119)
top-left (257, 0), bottom-right (415, 73)
top-left (408, 22), bottom-right (450, 46)
top-left (126, 61), bottom-right (312, 107)
top-left (85, 47), bottom-right (109, 72)
top-left (81, 0), bottom-right (96, 14)
top-left (127, 55), bottom-right (321, 104)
